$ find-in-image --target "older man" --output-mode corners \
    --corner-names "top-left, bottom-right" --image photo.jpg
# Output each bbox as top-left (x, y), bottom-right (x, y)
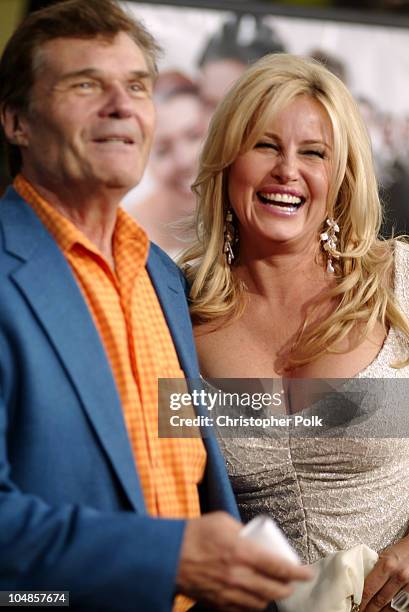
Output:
top-left (0, 1), bottom-right (310, 610)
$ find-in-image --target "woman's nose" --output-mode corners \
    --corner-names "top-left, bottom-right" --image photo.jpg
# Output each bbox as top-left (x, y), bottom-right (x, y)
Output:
top-left (271, 154), bottom-right (298, 183)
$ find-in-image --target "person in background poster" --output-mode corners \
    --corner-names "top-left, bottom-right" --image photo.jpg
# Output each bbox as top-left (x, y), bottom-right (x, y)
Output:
top-left (308, 48), bottom-right (409, 238)
top-left (198, 14), bottom-right (286, 122)
top-left (128, 71), bottom-right (206, 257)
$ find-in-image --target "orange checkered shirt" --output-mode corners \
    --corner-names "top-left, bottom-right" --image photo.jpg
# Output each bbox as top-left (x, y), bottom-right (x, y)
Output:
top-left (14, 175), bottom-right (206, 610)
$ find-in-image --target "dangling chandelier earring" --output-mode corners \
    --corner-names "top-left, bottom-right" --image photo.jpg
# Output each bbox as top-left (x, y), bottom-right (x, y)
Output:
top-left (320, 218), bottom-right (340, 273)
top-left (223, 209), bottom-right (237, 265)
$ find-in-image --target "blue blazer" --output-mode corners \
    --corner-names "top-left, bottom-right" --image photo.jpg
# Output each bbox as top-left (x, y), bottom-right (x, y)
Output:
top-left (0, 187), bottom-right (238, 611)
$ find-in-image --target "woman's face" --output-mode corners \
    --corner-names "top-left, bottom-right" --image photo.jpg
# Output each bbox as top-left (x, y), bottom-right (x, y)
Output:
top-left (228, 95), bottom-right (333, 256)
top-left (149, 93), bottom-right (206, 202)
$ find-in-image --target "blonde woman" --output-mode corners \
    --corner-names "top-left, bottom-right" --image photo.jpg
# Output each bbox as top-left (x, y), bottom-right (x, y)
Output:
top-left (180, 54), bottom-right (409, 611)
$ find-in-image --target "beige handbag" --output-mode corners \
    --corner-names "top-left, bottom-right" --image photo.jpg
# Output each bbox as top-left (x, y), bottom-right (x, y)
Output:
top-left (277, 545), bottom-right (378, 612)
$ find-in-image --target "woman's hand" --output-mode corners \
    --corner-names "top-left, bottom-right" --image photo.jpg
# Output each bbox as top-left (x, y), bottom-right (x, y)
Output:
top-left (360, 535), bottom-right (409, 611)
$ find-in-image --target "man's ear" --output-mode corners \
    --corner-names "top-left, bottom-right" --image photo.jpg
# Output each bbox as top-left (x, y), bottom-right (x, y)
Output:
top-left (1, 106), bottom-right (30, 147)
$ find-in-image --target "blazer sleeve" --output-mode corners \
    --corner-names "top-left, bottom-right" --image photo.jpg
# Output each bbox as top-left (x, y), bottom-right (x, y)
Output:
top-left (0, 395), bottom-right (185, 612)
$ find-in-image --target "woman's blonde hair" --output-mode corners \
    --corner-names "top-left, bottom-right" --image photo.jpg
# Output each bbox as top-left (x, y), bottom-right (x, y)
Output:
top-left (179, 53), bottom-right (409, 368)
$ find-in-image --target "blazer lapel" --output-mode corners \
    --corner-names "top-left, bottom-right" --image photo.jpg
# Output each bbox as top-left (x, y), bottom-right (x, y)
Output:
top-left (146, 246), bottom-right (200, 379)
top-left (1, 189), bottom-right (145, 513)
top-left (146, 246), bottom-right (240, 517)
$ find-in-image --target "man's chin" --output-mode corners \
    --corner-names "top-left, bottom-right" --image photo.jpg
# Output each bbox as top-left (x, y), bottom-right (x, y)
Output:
top-left (100, 171), bottom-right (142, 193)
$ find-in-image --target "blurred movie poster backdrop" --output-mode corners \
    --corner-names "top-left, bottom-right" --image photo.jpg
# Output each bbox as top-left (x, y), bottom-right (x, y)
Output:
top-left (124, 2), bottom-right (409, 256)
top-left (125, 3), bottom-right (409, 253)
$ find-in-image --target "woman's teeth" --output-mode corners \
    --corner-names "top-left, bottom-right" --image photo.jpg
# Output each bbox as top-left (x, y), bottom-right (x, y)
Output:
top-left (258, 192), bottom-right (302, 205)
top-left (257, 192), bottom-right (304, 212)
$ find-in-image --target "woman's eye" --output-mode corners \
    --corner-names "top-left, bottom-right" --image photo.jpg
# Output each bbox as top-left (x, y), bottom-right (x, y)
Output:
top-left (154, 145), bottom-right (171, 158)
top-left (255, 142), bottom-right (278, 151)
top-left (303, 149), bottom-right (325, 159)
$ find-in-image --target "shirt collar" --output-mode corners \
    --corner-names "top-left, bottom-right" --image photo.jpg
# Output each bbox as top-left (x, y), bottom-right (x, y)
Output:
top-left (13, 174), bottom-right (149, 269)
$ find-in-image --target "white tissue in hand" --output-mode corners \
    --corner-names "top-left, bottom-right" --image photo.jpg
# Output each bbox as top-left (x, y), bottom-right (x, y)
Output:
top-left (240, 515), bottom-right (300, 564)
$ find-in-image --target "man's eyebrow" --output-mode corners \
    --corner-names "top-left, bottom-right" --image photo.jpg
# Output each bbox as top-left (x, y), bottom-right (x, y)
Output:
top-left (57, 68), bottom-right (152, 82)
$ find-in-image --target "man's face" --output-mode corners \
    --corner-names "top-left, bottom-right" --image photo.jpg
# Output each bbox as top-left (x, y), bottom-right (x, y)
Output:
top-left (15, 32), bottom-right (156, 197)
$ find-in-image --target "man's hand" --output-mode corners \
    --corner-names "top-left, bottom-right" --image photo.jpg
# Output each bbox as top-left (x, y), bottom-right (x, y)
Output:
top-left (176, 512), bottom-right (313, 611)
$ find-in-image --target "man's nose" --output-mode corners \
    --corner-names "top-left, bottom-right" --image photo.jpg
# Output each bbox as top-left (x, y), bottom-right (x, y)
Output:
top-left (99, 83), bottom-right (134, 119)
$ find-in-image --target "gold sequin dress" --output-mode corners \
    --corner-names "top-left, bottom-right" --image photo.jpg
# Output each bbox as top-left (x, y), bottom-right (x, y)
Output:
top-left (218, 241), bottom-right (409, 564)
